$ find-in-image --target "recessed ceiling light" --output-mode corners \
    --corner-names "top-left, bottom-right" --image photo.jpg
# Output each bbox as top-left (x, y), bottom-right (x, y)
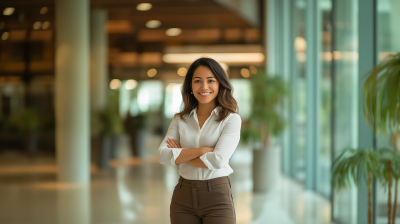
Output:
top-left (40, 7), bottom-right (48, 15)
top-left (110, 79), bottom-right (121, 89)
top-left (146, 20), bottom-right (161, 28)
top-left (240, 68), bottom-right (250, 78)
top-left (137, 3), bottom-right (152, 11)
top-left (3, 7), bottom-right (15, 16)
top-left (1, 32), bottom-right (9, 40)
top-left (166, 28), bottom-right (182, 37)
top-left (177, 67), bottom-right (187, 76)
top-left (125, 79), bottom-right (138, 90)
top-left (33, 21), bottom-right (42, 30)
top-left (147, 68), bottom-right (157, 77)
top-left (249, 65), bottom-right (257, 74)
top-left (294, 37), bottom-right (306, 52)
top-left (42, 21), bottom-right (50, 29)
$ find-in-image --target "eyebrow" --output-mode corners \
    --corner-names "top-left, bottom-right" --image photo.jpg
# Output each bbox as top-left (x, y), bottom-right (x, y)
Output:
top-left (193, 77), bottom-right (216, 79)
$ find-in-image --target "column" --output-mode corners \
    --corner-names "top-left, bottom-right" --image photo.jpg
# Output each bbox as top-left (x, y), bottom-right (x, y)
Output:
top-left (55, 0), bottom-right (90, 183)
top-left (358, 0), bottom-right (376, 223)
top-left (90, 9), bottom-right (108, 112)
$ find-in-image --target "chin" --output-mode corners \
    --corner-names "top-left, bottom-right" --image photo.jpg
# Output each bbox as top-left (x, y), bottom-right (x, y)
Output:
top-left (196, 98), bottom-right (216, 105)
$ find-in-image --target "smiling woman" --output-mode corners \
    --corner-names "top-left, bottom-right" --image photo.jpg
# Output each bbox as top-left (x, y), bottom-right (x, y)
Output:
top-left (177, 57), bottom-right (238, 122)
top-left (157, 57), bottom-right (241, 224)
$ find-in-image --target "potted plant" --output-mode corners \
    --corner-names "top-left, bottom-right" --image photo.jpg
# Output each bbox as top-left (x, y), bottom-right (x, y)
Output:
top-left (91, 91), bottom-right (125, 168)
top-left (1, 109), bottom-right (43, 159)
top-left (333, 148), bottom-right (380, 224)
top-left (124, 112), bottom-right (147, 158)
top-left (240, 71), bottom-right (288, 192)
top-left (333, 52), bottom-right (400, 224)
top-left (363, 52), bottom-right (400, 224)
top-left (379, 149), bottom-right (400, 224)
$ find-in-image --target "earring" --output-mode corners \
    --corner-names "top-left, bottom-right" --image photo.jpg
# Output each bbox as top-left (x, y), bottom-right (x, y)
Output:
top-left (191, 92), bottom-right (193, 94)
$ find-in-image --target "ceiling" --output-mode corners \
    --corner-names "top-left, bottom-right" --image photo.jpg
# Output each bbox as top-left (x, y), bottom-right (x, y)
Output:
top-left (0, 0), bottom-right (264, 74)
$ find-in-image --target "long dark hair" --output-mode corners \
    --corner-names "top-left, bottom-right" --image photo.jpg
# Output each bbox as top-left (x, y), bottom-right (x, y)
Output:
top-left (176, 57), bottom-right (238, 121)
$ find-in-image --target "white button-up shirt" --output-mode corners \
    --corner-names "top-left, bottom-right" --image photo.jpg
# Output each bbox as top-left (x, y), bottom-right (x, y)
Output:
top-left (157, 106), bottom-right (242, 180)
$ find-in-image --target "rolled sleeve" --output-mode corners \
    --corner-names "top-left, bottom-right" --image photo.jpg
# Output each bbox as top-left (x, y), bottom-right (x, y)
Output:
top-left (199, 114), bottom-right (241, 170)
top-left (158, 116), bottom-right (183, 166)
top-left (170, 148), bottom-right (183, 166)
top-left (199, 152), bottom-right (218, 170)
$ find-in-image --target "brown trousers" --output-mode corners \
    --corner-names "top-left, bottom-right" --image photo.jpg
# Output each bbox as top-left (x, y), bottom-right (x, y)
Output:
top-left (170, 175), bottom-right (236, 224)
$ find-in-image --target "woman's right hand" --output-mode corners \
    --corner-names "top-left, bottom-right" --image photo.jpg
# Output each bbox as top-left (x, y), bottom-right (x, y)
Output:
top-left (201, 147), bottom-right (215, 154)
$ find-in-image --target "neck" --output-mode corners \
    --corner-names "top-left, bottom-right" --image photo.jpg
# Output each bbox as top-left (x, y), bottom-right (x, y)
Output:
top-left (197, 101), bottom-right (217, 116)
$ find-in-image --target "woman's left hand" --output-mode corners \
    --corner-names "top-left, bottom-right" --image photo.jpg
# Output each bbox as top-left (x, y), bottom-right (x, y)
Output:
top-left (167, 138), bottom-right (181, 148)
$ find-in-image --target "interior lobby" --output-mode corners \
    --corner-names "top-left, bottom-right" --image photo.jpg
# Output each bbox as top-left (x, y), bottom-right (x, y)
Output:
top-left (0, 0), bottom-right (399, 224)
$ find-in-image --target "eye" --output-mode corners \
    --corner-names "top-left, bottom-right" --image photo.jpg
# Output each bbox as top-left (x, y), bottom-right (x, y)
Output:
top-left (209, 80), bottom-right (215, 83)
top-left (194, 80), bottom-right (200, 83)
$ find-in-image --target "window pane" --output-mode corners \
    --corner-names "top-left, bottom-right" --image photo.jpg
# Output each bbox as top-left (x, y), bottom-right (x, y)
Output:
top-left (316, 0), bottom-right (332, 197)
top-left (332, 1), bottom-right (358, 224)
top-left (293, 0), bottom-right (307, 183)
top-left (376, 0), bottom-right (400, 223)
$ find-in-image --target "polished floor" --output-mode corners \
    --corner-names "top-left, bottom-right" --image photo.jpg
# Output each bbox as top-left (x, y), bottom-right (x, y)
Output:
top-left (0, 143), bottom-right (334, 224)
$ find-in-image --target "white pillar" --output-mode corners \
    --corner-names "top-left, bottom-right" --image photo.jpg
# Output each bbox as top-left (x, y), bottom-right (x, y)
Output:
top-left (55, 0), bottom-right (90, 183)
top-left (90, 9), bottom-right (108, 112)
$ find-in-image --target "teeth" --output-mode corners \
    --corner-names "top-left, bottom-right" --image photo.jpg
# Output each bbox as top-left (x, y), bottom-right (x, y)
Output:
top-left (200, 93), bottom-right (211, 95)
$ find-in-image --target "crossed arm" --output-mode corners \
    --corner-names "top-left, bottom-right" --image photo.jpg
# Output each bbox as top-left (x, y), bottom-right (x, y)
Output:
top-left (166, 138), bottom-right (214, 168)
top-left (158, 114), bottom-right (241, 170)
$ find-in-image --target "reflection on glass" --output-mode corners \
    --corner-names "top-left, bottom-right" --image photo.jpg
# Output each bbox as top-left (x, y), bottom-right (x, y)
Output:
top-left (317, 0), bottom-right (332, 198)
top-left (333, 1), bottom-right (358, 224)
top-left (293, 0), bottom-right (307, 183)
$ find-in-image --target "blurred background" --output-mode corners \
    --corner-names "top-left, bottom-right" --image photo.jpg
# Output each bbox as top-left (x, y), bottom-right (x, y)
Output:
top-left (0, 0), bottom-right (399, 224)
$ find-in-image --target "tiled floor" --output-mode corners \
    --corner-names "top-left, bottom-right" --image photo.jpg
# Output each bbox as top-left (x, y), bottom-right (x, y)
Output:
top-left (0, 145), bottom-right (333, 224)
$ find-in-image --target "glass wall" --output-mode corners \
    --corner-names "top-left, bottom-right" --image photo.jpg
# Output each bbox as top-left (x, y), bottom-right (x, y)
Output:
top-left (332, 0), bottom-right (359, 223)
top-left (376, 0), bottom-right (400, 223)
top-left (316, 0), bottom-right (332, 198)
top-left (293, 0), bottom-right (307, 183)
top-left (269, 0), bottom-right (398, 223)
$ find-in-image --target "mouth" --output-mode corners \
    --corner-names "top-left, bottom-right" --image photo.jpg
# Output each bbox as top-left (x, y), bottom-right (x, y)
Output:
top-left (198, 92), bottom-right (212, 97)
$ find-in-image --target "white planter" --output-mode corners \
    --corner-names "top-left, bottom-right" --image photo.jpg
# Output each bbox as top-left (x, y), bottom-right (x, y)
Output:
top-left (252, 145), bottom-right (281, 192)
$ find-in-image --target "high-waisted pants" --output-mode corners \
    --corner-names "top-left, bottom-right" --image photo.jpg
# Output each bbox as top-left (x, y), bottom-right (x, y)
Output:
top-left (170, 175), bottom-right (236, 224)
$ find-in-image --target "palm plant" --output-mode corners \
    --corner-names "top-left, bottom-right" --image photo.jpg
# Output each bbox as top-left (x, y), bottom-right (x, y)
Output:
top-left (333, 148), bottom-right (381, 224)
top-left (240, 71), bottom-right (287, 148)
top-left (392, 152), bottom-right (400, 224)
top-left (363, 52), bottom-right (400, 224)
top-left (379, 150), bottom-right (400, 224)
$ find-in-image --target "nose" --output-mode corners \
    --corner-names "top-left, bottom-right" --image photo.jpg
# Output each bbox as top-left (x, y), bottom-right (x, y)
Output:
top-left (201, 81), bottom-right (208, 90)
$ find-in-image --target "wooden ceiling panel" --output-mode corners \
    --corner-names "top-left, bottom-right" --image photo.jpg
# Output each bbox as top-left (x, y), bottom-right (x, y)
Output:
top-left (0, 0), bottom-right (254, 29)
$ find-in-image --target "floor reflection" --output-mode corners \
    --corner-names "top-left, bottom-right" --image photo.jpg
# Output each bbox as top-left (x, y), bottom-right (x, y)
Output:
top-left (58, 186), bottom-right (90, 224)
top-left (0, 146), bottom-right (333, 224)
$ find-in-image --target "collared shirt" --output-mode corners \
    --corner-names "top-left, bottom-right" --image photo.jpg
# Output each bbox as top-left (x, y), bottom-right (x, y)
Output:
top-left (157, 106), bottom-right (242, 180)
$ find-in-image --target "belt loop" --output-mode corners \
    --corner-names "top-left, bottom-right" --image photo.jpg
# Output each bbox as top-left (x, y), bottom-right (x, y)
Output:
top-left (207, 180), bottom-right (212, 192)
top-left (227, 176), bottom-right (232, 188)
top-left (178, 176), bottom-right (183, 189)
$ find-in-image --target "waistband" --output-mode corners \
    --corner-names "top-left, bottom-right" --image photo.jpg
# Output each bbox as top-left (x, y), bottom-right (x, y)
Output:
top-left (177, 175), bottom-right (231, 189)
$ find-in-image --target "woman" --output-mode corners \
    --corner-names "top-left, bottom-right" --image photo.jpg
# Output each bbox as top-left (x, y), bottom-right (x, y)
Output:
top-left (158, 57), bottom-right (241, 224)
